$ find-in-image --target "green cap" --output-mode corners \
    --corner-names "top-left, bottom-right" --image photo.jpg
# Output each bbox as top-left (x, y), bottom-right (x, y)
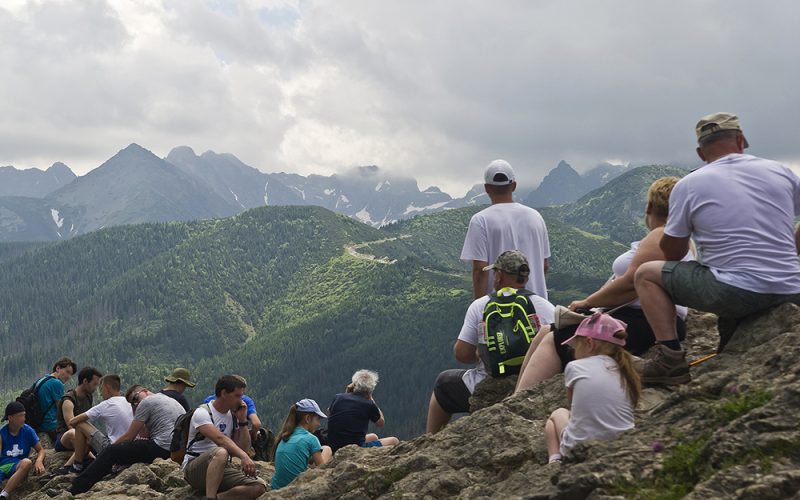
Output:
top-left (164, 367), bottom-right (196, 388)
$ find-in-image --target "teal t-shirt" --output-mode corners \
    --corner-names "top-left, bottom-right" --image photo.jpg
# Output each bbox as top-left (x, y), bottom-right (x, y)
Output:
top-left (37, 376), bottom-right (64, 432)
top-left (271, 427), bottom-right (322, 490)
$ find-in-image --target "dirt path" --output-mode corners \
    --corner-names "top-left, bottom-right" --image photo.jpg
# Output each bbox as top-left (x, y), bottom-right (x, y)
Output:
top-left (344, 234), bottom-right (411, 264)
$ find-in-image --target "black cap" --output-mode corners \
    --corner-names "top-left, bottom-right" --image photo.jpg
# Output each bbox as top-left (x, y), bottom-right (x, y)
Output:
top-left (3, 401), bottom-right (25, 421)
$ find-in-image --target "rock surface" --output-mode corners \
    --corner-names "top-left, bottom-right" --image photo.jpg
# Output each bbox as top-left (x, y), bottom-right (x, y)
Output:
top-left (13, 304), bottom-right (800, 499)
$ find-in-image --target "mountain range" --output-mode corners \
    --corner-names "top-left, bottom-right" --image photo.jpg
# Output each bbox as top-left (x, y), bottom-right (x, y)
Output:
top-left (0, 165), bottom-right (682, 437)
top-left (0, 145), bottom-right (639, 241)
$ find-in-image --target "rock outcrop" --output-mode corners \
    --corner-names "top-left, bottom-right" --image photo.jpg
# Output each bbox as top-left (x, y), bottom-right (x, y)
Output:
top-left (14, 304), bottom-right (800, 499)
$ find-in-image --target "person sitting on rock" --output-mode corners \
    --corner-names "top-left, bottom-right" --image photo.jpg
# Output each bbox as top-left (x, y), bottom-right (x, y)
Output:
top-left (634, 112), bottom-right (800, 385)
top-left (271, 399), bottom-right (332, 490)
top-left (35, 357), bottom-right (77, 442)
top-left (426, 250), bottom-right (555, 434)
top-left (182, 375), bottom-right (266, 500)
top-left (544, 313), bottom-right (640, 463)
top-left (202, 375), bottom-right (262, 443)
top-left (67, 375), bottom-right (133, 459)
top-left (52, 366), bottom-right (103, 475)
top-left (161, 367), bottom-right (196, 412)
top-left (327, 369), bottom-right (399, 453)
top-left (513, 176), bottom-right (693, 395)
top-left (0, 402), bottom-right (45, 499)
top-left (68, 385), bottom-right (185, 495)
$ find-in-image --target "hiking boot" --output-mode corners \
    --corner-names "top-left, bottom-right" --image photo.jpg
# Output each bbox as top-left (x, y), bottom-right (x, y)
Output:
top-left (639, 344), bottom-right (691, 385)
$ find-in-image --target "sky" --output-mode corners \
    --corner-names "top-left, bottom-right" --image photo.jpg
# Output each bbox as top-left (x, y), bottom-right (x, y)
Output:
top-left (1, 0), bottom-right (798, 196)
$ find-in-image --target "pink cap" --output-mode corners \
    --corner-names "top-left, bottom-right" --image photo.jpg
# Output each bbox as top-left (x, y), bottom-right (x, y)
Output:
top-left (561, 312), bottom-right (628, 347)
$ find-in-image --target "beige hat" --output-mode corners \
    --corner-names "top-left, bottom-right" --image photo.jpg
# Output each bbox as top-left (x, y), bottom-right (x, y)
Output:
top-left (695, 112), bottom-right (749, 148)
top-left (164, 367), bottom-right (196, 387)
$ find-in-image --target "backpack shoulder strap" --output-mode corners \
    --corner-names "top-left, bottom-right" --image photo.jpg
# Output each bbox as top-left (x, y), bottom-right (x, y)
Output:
top-left (34, 375), bottom-right (58, 412)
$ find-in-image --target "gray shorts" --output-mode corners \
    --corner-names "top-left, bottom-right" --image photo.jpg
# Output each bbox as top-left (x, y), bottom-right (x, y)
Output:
top-left (661, 261), bottom-right (800, 319)
top-left (183, 447), bottom-right (266, 494)
top-left (90, 430), bottom-right (111, 454)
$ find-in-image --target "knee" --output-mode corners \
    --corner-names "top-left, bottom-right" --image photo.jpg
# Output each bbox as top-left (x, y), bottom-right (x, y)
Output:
top-left (549, 407), bottom-right (569, 421)
top-left (634, 261), bottom-right (663, 287)
top-left (18, 458), bottom-right (33, 471)
top-left (212, 447), bottom-right (229, 462)
top-left (386, 437), bottom-right (399, 446)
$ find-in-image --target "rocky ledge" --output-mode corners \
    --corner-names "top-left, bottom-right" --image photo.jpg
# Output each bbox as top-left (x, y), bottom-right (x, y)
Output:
top-left (14, 304), bottom-right (800, 499)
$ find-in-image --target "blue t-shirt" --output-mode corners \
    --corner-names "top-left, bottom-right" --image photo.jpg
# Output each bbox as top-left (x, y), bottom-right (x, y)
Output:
top-left (327, 393), bottom-right (381, 452)
top-left (203, 394), bottom-right (257, 416)
top-left (271, 427), bottom-right (322, 490)
top-left (1, 424), bottom-right (39, 466)
top-left (36, 376), bottom-right (64, 432)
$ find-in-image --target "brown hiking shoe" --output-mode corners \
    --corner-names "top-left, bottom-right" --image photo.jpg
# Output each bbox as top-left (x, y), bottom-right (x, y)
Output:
top-left (640, 344), bottom-right (691, 385)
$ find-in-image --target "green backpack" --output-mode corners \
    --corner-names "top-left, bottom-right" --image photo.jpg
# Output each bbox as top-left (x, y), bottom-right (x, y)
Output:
top-left (479, 287), bottom-right (541, 377)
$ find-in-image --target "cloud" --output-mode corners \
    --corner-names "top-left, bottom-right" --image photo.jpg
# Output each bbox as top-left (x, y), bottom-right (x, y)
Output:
top-left (0, 0), bottom-right (798, 195)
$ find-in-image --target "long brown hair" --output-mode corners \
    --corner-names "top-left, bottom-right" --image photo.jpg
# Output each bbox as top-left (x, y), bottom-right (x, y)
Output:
top-left (273, 404), bottom-right (316, 456)
top-left (592, 331), bottom-right (642, 407)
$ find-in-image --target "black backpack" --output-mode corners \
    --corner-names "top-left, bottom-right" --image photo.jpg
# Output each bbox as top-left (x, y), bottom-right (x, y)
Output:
top-left (478, 287), bottom-right (541, 377)
top-left (169, 404), bottom-right (236, 464)
top-left (16, 375), bottom-right (56, 430)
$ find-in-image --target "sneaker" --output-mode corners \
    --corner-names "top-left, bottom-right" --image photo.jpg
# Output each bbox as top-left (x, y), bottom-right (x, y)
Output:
top-left (52, 465), bottom-right (80, 475)
top-left (640, 344), bottom-right (691, 385)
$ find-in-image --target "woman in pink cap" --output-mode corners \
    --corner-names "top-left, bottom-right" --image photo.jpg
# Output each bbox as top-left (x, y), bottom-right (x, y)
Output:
top-left (543, 313), bottom-right (641, 463)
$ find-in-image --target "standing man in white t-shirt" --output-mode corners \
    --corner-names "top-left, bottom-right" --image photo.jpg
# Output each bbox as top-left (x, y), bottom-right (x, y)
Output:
top-left (635, 112), bottom-right (800, 385)
top-left (182, 375), bottom-right (266, 500)
top-left (461, 159), bottom-right (551, 300)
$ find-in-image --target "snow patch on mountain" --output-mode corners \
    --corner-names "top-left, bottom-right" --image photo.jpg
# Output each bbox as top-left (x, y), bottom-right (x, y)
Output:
top-left (263, 182), bottom-right (269, 205)
top-left (50, 209), bottom-right (64, 229)
top-left (355, 207), bottom-right (374, 225)
top-left (403, 201), bottom-right (449, 215)
top-left (324, 188), bottom-right (335, 195)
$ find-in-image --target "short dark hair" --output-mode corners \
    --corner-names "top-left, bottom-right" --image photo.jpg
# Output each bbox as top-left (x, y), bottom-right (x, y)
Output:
top-left (485, 183), bottom-right (514, 197)
top-left (102, 374), bottom-right (121, 392)
top-left (53, 357), bottom-right (77, 374)
top-left (698, 129), bottom-right (741, 149)
top-left (78, 366), bottom-right (103, 385)
top-left (215, 375), bottom-right (247, 397)
top-left (125, 385), bottom-right (146, 403)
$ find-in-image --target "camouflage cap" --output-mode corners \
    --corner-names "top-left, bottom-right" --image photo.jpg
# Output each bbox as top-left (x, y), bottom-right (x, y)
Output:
top-left (695, 112), bottom-right (749, 148)
top-left (482, 250), bottom-right (530, 277)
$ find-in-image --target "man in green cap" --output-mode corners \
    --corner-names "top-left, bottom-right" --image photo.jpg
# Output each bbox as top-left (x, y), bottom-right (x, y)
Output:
top-left (160, 368), bottom-right (195, 412)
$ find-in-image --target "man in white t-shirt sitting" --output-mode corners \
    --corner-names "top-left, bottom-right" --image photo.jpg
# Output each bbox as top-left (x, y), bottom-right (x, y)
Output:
top-left (426, 250), bottom-right (555, 434)
top-left (461, 159), bottom-right (551, 300)
top-left (68, 374), bottom-right (133, 455)
top-left (635, 112), bottom-right (800, 385)
top-left (182, 375), bottom-right (266, 500)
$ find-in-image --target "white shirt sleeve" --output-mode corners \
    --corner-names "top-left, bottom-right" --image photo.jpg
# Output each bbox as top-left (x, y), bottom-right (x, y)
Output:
top-left (191, 407), bottom-right (213, 432)
top-left (457, 297), bottom-right (488, 346)
top-left (460, 214), bottom-right (488, 263)
top-left (564, 359), bottom-right (591, 390)
top-left (84, 400), bottom-right (108, 422)
top-left (664, 178), bottom-right (693, 238)
top-left (531, 296), bottom-right (555, 326)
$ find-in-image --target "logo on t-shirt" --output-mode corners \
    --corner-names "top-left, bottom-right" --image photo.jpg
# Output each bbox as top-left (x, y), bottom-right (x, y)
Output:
top-left (218, 423), bottom-right (227, 433)
top-left (6, 444), bottom-right (23, 458)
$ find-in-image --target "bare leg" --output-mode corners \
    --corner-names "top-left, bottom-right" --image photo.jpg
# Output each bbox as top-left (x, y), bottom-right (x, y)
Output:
top-left (72, 427), bottom-right (90, 465)
top-left (3, 458), bottom-right (32, 493)
top-left (517, 325), bottom-right (551, 382)
top-left (513, 331), bottom-right (563, 395)
top-left (59, 429), bottom-right (77, 466)
top-left (425, 393), bottom-right (451, 434)
top-left (545, 408), bottom-right (570, 457)
top-left (205, 447), bottom-right (229, 499)
top-left (217, 482), bottom-right (267, 500)
top-left (364, 433), bottom-right (379, 442)
top-left (635, 261), bottom-right (678, 341)
top-left (378, 437), bottom-right (399, 446)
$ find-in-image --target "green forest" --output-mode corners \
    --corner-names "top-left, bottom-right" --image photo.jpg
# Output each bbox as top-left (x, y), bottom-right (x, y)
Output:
top-left (0, 166), bottom-right (677, 438)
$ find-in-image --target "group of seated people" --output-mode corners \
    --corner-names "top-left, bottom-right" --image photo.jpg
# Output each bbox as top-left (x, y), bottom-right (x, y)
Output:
top-left (0, 365), bottom-right (399, 498)
top-left (429, 108), bottom-right (800, 461)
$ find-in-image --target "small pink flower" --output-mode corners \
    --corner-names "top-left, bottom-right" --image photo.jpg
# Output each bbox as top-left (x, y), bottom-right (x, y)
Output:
top-left (728, 384), bottom-right (740, 395)
top-left (651, 441), bottom-right (664, 452)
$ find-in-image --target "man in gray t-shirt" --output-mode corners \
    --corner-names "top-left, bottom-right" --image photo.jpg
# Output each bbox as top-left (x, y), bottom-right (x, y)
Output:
top-left (69, 386), bottom-right (185, 495)
top-left (635, 112), bottom-right (800, 385)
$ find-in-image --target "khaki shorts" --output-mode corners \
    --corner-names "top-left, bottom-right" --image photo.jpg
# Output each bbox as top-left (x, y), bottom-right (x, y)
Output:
top-left (183, 447), bottom-right (266, 493)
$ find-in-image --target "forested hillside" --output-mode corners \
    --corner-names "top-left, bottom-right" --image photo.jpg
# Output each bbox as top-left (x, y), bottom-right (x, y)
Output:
top-left (0, 199), bottom-right (632, 438)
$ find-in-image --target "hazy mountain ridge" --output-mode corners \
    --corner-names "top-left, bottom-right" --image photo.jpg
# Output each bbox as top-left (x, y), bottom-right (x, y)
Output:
top-left (0, 162), bottom-right (76, 198)
top-left (524, 160), bottom-right (631, 207)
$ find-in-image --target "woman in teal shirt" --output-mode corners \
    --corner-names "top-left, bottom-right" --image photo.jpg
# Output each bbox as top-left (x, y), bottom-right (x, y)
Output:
top-left (271, 399), bottom-right (332, 490)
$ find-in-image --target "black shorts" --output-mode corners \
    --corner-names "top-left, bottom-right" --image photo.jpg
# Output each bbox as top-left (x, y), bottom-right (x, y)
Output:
top-left (433, 369), bottom-right (472, 414)
top-left (553, 307), bottom-right (687, 370)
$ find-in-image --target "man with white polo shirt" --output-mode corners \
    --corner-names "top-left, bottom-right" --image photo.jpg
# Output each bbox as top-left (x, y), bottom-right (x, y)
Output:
top-left (634, 112), bottom-right (800, 385)
top-left (461, 159), bottom-right (550, 300)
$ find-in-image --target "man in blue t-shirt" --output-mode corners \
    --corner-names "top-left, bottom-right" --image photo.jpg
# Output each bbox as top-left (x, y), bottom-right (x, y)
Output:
top-left (1, 402), bottom-right (46, 498)
top-left (327, 370), bottom-right (398, 453)
top-left (36, 357), bottom-right (77, 440)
